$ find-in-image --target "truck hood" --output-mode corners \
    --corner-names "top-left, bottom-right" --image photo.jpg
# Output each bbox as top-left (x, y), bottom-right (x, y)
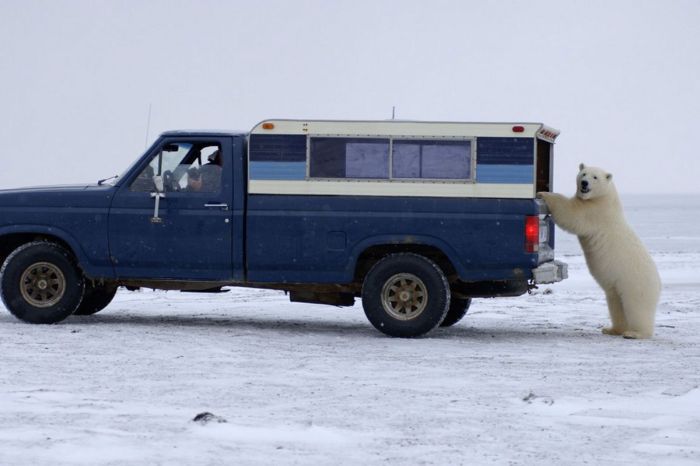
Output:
top-left (0, 183), bottom-right (116, 208)
top-left (0, 183), bottom-right (98, 193)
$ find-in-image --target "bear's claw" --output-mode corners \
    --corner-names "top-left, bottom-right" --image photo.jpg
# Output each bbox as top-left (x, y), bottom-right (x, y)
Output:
top-left (602, 327), bottom-right (623, 336)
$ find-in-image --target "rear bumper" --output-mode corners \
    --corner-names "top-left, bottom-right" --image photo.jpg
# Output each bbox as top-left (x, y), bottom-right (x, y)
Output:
top-left (532, 260), bottom-right (568, 284)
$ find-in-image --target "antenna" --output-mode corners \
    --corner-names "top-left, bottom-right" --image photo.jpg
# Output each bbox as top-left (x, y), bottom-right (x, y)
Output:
top-left (144, 103), bottom-right (152, 149)
top-left (392, 106), bottom-right (396, 120)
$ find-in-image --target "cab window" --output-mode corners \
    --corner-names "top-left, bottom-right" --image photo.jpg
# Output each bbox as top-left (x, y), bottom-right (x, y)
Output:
top-left (130, 142), bottom-right (222, 193)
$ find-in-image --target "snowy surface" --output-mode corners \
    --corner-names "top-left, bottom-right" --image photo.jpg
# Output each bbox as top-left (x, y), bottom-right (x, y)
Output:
top-left (1, 195), bottom-right (699, 465)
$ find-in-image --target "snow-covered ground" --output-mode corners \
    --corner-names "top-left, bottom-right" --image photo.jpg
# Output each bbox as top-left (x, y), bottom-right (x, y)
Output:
top-left (1, 195), bottom-right (699, 465)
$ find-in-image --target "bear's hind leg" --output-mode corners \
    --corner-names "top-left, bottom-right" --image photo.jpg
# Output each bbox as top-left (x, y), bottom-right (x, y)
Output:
top-left (620, 292), bottom-right (657, 339)
top-left (602, 289), bottom-right (626, 336)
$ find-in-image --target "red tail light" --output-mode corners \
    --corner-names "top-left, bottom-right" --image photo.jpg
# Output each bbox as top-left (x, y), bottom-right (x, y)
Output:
top-left (525, 216), bottom-right (539, 253)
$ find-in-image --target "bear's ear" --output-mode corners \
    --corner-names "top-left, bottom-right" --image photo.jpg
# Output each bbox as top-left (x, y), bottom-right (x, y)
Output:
top-left (579, 163), bottom-right (586, 170)
top-left (606, 173), bottom-right (613, 180)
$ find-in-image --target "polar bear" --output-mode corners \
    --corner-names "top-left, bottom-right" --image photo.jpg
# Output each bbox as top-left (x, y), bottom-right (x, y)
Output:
top-left (538, 164), bottom-right (661, 339)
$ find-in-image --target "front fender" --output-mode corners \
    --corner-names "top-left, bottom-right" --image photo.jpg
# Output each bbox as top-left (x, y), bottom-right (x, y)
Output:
top-left (0, 225), bottom-right (114, 279)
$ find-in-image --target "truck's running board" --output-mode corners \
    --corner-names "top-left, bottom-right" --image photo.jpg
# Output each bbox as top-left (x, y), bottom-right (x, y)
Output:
top-left (180, 287), bottom-right (230, 294)
top-left (289, 291), bottom-right (355, 307)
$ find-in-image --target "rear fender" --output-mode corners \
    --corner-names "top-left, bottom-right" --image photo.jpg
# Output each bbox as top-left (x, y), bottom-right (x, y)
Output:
top-left (345, 234), bottom-right (464, 282)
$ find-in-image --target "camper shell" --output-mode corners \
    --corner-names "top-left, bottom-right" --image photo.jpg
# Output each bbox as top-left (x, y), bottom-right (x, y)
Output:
top-left (248, 119), bottom-right (558, 198)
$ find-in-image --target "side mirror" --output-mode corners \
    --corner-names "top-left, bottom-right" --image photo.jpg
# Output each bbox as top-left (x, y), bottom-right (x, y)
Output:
top-left (153, 175), bottom-right (164, 193)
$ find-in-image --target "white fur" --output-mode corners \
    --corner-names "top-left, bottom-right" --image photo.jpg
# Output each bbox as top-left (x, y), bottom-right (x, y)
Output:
top-left (538, 164), bottom-right (661, 339)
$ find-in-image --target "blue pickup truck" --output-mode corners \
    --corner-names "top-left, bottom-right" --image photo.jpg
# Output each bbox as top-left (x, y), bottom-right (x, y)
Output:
top-left (0, 119), bottom-right (566, 337)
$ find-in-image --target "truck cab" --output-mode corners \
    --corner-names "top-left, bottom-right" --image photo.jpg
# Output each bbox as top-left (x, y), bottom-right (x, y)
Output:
top-left (109, 132), bottom-right (245, 281)
top-left (0, 120), bottom-right (566, 337)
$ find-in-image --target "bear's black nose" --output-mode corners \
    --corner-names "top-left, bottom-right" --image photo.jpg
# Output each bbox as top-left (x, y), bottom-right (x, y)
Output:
top-left (581, 180), bottom-right (589, 189)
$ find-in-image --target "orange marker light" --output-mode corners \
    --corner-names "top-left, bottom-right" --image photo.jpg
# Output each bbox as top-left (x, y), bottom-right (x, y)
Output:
top-left (262, 122), bottom-right (275, 130)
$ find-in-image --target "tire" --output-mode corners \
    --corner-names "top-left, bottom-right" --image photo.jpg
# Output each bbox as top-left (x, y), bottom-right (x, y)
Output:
top-left (439, 298), bottom-right (472, 327)
top-left (74, 282), bottom-right (118, 316)
top-left (0, 242), bottom-right (85, 324)
top-left (361, 253), bottom-right (450, 338)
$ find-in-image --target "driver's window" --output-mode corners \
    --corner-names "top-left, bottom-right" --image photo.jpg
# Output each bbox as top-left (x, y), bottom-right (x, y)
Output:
top-left (130, 141), bottom-right (222, 193)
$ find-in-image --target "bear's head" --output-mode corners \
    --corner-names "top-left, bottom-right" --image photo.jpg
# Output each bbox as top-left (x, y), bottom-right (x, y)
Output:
top-left (576, 164), bottom-right (614, 200)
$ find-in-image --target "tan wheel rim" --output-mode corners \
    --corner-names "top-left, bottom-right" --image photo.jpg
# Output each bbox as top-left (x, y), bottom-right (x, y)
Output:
top-left (20, 262), bottom-right (66, 308)
top-left (381, 273), bottom-right (428, 321)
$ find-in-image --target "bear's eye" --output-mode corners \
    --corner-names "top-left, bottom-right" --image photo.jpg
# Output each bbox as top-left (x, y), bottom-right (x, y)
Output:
top-left (594, 176), bottom-right (598, 180)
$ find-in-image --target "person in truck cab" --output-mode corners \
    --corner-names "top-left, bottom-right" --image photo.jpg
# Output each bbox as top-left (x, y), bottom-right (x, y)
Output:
top-left (200, 148), bottom-right (222, 192)
top-left (186, 166), bottom-right (204, 192)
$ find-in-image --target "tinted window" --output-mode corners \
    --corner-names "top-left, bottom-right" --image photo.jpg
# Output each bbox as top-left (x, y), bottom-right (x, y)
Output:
top-left (392, 142), bottom-right (421, 178)
top-left (310, 138), bottom-right (389, 179)
top-left (249, 134), bottom-right (307, 162)
top-left (309, 138), bottom-right (346, 178)
top-left (346, 142), bottom-right (390, 179)
top-left (393, 140), bottom-right (471, 180)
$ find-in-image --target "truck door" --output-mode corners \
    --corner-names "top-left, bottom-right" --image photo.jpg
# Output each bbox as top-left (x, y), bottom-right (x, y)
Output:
top-left (108, 136), bottom-right (234, 280)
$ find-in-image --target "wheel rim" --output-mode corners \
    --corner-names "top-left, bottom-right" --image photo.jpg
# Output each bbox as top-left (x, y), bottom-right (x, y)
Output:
top-left (19, 262), bottom-right (66, 308)
top-left (381, 273), bottom-right (428, 321)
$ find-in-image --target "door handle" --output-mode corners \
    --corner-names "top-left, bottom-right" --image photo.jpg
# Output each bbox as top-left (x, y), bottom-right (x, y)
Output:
top-left (204, 203), bottom-right (229, 210)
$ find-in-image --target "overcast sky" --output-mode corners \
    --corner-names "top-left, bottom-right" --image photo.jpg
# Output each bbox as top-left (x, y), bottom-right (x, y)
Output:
top-left (1, 0), bottom-right (698, 194)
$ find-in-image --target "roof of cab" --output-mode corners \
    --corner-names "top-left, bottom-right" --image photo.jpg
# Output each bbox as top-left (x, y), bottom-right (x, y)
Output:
top-left (160, 130), bottom-right (248, 137)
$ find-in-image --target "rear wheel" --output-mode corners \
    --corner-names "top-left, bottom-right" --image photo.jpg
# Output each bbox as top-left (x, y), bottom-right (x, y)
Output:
top-left (361, 253), bottom-right (450, 337)
top-left (439, 298), bottom-right (472, 327)
top-left (0, 242), bottom-right (84, 324)
top-left (74, 282), bottom-right (118, 316)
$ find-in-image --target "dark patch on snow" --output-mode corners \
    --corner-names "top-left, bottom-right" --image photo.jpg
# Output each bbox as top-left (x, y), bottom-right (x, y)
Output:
top-left (522, 392), bottom-right (554, 406)
top-left (192, 412), bottom-right (227, 424)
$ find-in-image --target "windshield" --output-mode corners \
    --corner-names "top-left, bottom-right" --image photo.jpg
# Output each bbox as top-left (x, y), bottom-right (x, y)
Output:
top-left (106, 144), bottom-right (158, 186)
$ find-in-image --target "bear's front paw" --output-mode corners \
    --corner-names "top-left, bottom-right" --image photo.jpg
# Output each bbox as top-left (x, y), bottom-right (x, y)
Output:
top-left (602, 327), bottom-right (623, 336)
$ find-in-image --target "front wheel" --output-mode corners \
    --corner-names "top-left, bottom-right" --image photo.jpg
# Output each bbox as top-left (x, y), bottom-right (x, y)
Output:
top-left (361, 253), bottom-right (450, 338)
top-left (0, 242), bottom-right (85, 324)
